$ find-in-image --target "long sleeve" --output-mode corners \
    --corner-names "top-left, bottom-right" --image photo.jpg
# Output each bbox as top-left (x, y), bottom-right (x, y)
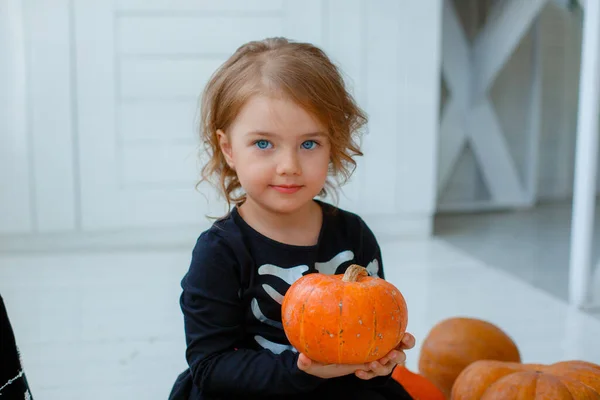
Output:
top-left (180, 232), bottom-right (324, 397)
top-left (356, 216), bottom-right (385, 280)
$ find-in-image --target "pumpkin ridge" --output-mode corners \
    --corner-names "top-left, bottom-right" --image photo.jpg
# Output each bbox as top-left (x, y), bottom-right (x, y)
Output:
top-left (300, 283), bottom-right (318, 355)
top-left (560, 379), bottom-right (582, 398)
top-left (547, 362), bottom-right (600, 394)
top-left (532, 371), bottom-right (539, 398)
top-left (549, 374), bottom-right (600, 399)
top-left (365, 296), bottom-right (378, 361)
top-left (338, 282), bottom-right (346, 364)
top-left (388, 287), bottom-right (405, 347)
top-left (556, 373), bottom-right (600, 398)
top-left (579, 380), bottom-right (600, 396)
top-left (359, 285), bottom-right (375, 361)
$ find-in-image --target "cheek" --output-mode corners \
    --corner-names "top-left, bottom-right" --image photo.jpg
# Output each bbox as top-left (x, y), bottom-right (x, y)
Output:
top-left (233, 151), bottom-right (271, 184)
top-left (304, 150), bottom-right (331, 179)
top-left (243, 162), bottom-right (269, 179)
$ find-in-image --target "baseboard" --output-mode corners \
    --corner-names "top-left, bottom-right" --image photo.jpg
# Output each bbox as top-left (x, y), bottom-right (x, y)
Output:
top-left (0, 226), bottom-right (206, 254)
top-left (361, 213), bottom-right (433, 238)
top-left (0, 214), bottom-right (432, 253)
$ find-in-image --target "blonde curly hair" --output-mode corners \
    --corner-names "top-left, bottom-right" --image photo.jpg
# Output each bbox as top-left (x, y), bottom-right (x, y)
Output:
top-left (198, 37), bottom-right (367, 209)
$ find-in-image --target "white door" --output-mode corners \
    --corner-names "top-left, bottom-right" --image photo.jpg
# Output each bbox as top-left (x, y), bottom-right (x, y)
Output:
top-left (73, 0), bottom-right (328, 231)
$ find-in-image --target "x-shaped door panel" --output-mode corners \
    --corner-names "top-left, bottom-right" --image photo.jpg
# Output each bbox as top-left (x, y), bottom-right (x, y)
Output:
top-left (438, 0), bottom-right (548, 206)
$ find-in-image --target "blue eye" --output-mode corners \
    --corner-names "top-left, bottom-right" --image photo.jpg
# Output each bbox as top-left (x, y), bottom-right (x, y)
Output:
top-left (302, 140), bottom-right (318, 150)
top-left (255, 140), bottom-right (272, 149)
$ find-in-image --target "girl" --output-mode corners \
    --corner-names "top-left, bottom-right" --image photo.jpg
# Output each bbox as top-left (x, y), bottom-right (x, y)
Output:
top-left (169, 37), bottom-right (415, 400)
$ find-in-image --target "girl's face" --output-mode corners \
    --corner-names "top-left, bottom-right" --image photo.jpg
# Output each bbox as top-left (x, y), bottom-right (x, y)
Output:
top-left (218, 94), bottom-right (331, 214)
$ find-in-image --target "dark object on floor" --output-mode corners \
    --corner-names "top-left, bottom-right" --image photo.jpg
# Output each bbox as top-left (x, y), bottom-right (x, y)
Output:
top-left (0, 294), bottom-right (33, 399)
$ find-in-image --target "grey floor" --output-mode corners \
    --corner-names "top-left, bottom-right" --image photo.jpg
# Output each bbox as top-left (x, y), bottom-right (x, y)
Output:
top-left (435, 200), bottom-right (600, 319)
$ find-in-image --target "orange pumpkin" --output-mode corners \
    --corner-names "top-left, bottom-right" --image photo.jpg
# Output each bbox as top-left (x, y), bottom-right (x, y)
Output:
top-left (418, 317), bottom-right (521, 397)
top-left (392, 364), bottom-right (446, 400)
top-left (451, 360), bottom-right (600, 399)
top-left (281, 264), bottom-right (408, 364)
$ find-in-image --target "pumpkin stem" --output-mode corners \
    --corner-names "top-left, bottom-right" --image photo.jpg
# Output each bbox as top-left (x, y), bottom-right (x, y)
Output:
top-left (342, 264), bottom-right (369, 282)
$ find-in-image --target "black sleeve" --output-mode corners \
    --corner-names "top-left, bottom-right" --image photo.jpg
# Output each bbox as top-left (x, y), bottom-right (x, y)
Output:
top-left (180, 232), bottom-right (325, 397)
top-left (357, 216), bottom-right (385, 279)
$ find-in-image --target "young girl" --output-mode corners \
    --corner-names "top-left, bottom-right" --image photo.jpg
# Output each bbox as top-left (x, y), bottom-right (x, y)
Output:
top-left (169, 37), bottom-right (415, 400)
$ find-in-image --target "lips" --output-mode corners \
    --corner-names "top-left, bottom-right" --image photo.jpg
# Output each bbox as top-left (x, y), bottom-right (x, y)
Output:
top-left (271, 184), bottom-right (303, 194)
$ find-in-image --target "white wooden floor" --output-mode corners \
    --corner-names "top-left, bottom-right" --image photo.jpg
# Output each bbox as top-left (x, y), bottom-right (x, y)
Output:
top-left (435, 200), bottom-right (600, 316)
top-left (1, 235), bottom-right (600, 399)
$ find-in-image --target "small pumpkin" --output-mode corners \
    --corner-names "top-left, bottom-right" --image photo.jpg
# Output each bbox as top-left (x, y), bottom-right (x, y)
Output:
top-left (418, 317), bottom-right (521, 397)
top-left (392, 364), bottom-right (446, 400)
top-left (451, 360), bottom-right (600, 399)
top-left (281, 264), bottom-right (408, 364)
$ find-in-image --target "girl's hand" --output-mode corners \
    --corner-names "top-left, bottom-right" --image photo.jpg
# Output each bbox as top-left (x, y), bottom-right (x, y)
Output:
top-left (354, 332), bottom-right (416, 380)
top-left (297, 353), bottom-right (368, 379)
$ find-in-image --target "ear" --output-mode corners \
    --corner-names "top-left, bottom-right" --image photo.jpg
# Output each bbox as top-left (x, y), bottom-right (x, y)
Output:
top-left (217, 129), bottom-right (235, 169)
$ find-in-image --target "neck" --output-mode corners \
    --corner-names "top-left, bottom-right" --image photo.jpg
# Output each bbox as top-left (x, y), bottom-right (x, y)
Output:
top-left (238, 198), bottom-right (322, 246)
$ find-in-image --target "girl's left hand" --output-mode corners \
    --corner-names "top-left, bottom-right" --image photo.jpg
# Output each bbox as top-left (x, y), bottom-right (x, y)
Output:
top-left (354, 332), bottom-right (416, 380)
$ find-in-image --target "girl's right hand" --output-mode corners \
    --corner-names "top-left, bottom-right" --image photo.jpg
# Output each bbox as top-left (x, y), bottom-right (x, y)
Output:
top-left (297, 353), bottom-right (368, 379)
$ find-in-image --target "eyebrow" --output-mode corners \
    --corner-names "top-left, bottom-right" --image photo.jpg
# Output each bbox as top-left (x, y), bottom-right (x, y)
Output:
top-left (246, 130), bottom-right (327, 138)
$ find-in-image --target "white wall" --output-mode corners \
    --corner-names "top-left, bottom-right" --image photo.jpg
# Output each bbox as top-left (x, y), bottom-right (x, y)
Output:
top-left (439, 2), bottom-right (595, 207)
top-left (0, 0), bottom-right (33, 234)
top-left (0, 0), bottom-right (442, 249)
top-left (1, 0), bottom-right (77, 236)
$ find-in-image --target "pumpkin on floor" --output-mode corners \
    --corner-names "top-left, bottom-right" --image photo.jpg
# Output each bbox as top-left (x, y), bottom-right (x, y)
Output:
top-left (418, 317), bottom-right (521, 397)
top-left (451, 359), bottom-right (600, 399)
top-left (281, 264), bottom-right (408, 364)
top-left (392, 364), bottom-right (446, 400)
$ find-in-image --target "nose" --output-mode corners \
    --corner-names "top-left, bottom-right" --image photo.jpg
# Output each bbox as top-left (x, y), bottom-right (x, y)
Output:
top-left (276, 147), bottom-right (302, 176)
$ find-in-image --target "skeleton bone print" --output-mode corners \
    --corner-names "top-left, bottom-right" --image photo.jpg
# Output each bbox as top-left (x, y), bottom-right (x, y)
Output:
top-left (249, 250), bottom-right (380, 354)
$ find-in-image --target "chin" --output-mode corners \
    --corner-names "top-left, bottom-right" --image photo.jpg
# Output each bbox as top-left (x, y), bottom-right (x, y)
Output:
top-left (261, 194), bottom-right (315, 215)
top-left (264, 201), bottom-right (305, 215)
